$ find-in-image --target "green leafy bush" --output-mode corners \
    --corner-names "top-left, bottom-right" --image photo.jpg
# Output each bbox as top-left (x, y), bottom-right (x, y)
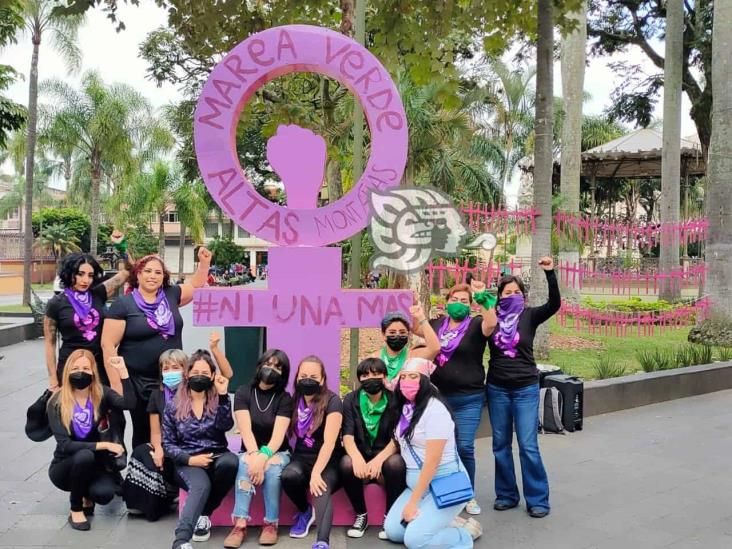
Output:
top-left (208, 235), bottom-right (245, 267)
top-left (592, 356), bottom-right (627, 379)
top-left (717, 347), bottom-right (732, 362)
top-left (126, 225), bottom-right (159, 257)
top-left (582, 297), bottom-right (675, 313)
top-left (688, 318), bottom-right (732, 347)
top-left (637, 344), bottom-right (713, 372)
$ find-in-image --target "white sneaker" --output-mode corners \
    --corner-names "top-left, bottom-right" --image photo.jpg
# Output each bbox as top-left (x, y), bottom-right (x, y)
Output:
top-left (461, 517), bottom-right (483, 540)
top-left (177, 544), bottom-right (193, 549)
top-left (192, 515), bottom-right (211, 542)
top-left (465, 498), bottom-right (482, 515)
top-left (378, 529), bottom-right (388, 540)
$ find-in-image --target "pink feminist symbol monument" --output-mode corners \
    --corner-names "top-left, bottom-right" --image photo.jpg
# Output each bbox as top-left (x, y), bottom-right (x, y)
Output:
top-left (192, 25), bottom-right (411, 385)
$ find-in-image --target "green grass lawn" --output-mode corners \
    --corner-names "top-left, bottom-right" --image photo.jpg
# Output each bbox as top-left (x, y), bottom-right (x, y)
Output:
top-left (547, 317), bottom-right (693, 379)
top-left (0, 304), bottom-right (31, 313)
top-left (32, 283), bottom-right (54, 291)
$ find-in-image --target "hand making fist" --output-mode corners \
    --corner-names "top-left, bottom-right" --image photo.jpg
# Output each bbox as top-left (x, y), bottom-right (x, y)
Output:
top-left (214, 373), bottom-right (229, 395)
top-left (198, 247), bottom-right (212, 264)
top-left (109, 356), bottom-right (129, 378)
top-left (410, 303), bottom-right (426, 323)
top-left (470, 278), bottom-right (487, 293)
top-left (209, 331), bottom-right (221, 350)
top-left (538, 256), bottom-right (554, 271)
top-left (110, 230), bottom-right (125, 244)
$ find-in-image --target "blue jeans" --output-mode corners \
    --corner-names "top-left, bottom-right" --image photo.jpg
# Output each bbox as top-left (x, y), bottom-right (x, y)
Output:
top-left (486, 383), bottom-right (549, 510)
top-left (232, 451), bottom-right (291, 523)
top-left (444, 391), bottom-right (484, 488)
top-left (384, 466), bottom-right (473, 549)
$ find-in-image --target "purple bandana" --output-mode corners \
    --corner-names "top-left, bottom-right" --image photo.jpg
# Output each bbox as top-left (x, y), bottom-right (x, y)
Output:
top-left (436, 316), bottom-right (472, 366)
top-left (71, 398), bottom-right (94, 439)
top-left (296, 398), bottom-right (315, 448)
top-left (494, 294), bottom-right (525, 358)
top-left (64, 289), bottom-right (100, 342)
top-left (398, 403), bottom-right (415, 437)
top-left (163, 385), bottom-right (176, 404)
top-left (132, 288), bottom-right (175, 339)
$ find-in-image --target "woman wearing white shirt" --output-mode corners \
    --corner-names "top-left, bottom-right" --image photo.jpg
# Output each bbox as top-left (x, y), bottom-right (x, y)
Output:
top-left (384, 358), bottom-right (482, 548)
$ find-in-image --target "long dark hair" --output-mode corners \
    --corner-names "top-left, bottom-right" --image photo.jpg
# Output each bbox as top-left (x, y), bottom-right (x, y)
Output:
top-left (395, 375), bottom-right (456, 443)
top-left (289, 355), bottom-right (329, 437)
top-left (58, 253), bottom-right (104, 289)
top-left (250, 349), bottom-right (290, 393)
top-left (174, 349), bottom-right (219, 421)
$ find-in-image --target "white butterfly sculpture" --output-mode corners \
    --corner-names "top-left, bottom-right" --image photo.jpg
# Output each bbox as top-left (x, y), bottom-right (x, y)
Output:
top-left (368, 187), bottom-right (467, 273)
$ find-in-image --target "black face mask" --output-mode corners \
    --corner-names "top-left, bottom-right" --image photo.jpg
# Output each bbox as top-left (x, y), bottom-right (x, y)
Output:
top-left (296, 378), bottom-right (321, 396)
top-left (259, 366), bottom-right (282, 386)
top-left (360, 378), bottom-right (384, 395)
top-left (69, 372), bottom-right (93, 390)
top-left (385, 335), bottom-right (409, 352)
top-left (188, 375), bottom-right (213, 393)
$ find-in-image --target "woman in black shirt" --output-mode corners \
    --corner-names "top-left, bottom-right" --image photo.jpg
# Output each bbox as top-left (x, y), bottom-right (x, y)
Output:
top-left (340, 358), bottom-right (405, 540)
top-left (281, 356), bottom-right (342, 549)
top-left (224, 349), bottom-right (293, 548)
top-left (44, 252), bottom-right (131, 389)
top-left (102, 248), bottom-right (211, 448)
top-left (486, 257), bottom-right (560, 519)
top-left (415, 280), bottom-right (497, 515)
top-left (47, 349), bottom-right (135, 531)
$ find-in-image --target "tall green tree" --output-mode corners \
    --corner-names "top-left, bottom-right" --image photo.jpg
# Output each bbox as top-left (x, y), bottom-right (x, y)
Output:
top-left (659, 0), bottom-right (683, 302)
top-left (42, 71), bottom-right (170, 256)
top-left (172, 179), bottom-right (209, 276)
top-left (0, 0), bottom-right (26, 149)
top-left (706, 0), bottom-right (732, 320)
top-left (19, 0), bottom-right (82, 305)
top-left (558, 1), bottom-right (586, 297)
top-left (34, 222), bottom-right (80, 262)
top-left (531, 0), bottom-right (555, 359)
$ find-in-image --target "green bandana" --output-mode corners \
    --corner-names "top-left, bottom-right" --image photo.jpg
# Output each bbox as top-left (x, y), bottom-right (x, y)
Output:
top-left (380, 346), bottom-right (408, 380)
top-left (359, 389), bottom-right (387, 445)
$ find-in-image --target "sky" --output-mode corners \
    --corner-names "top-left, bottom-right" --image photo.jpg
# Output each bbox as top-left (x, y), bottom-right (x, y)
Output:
top-left (1, 2), bottom-right (697, 199)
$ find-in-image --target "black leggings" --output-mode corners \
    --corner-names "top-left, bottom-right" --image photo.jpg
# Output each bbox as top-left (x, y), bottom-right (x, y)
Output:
top-left (340, 453), bottom-right (407, 515)
top-left (174, 452), bottom-right (238, 546)
top-left (48, 449), bottom-right (118, 512)
top-left (281, 456), bottom-right (341, 544)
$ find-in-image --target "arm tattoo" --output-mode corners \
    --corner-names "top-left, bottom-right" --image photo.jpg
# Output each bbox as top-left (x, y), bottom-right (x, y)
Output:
top-left (46, 317), bottom-right (57, 342)
top-left (103, 272), bottom-right (127, 298)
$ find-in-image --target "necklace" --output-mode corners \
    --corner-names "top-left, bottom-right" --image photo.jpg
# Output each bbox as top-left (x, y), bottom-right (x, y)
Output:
top-left (254, 388), bottom-right (276, 413)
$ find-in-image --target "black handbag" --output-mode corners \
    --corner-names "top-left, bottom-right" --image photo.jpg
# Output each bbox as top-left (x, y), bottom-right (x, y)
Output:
top-left (25, 390), bottom-right (53, 442)
top-left (98, 410), bottom-right (128, 471)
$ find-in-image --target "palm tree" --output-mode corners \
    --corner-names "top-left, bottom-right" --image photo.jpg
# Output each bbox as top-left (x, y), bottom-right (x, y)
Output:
top-left (531, 0), bottom-right (555, 359)
top-left (42, 71), bottom-right (171, 256)
top-left (706, 0), bottom-right (732, 319)
top-left (172, 179), bottom-right (209, 276)
top-left (34, 222), bottom-right (80, 262)
top-left (559, 2), bottom-right (586, 298)
top-left (659, 0), bottom-right (683, 302)
top-left (19, 0), bottom-right (83, 305)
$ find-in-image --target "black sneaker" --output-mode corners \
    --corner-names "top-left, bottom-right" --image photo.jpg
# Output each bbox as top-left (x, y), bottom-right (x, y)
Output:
top-left (192, 515), bottom-right (211, 541)
top-left (347, 513), bottom-right (368, 538)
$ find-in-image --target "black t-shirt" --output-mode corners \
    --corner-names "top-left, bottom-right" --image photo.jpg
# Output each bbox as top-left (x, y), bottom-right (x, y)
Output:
top-left (293, 390), bottom-right (342, 463)
top-left (233, 385), bottom-right (294, 452)
top-left (45, 284), bottom-right (108, 376)
top-left (429, 315), bottom-right (488, 395)
top-left (342, 388), bottom-right (399, 461)
top-left (146, 387), bottom-right (170, 416)
top-left (106, 285), bottom-right (184, 378)
top-left (487, 269), bottom-right (561, 388)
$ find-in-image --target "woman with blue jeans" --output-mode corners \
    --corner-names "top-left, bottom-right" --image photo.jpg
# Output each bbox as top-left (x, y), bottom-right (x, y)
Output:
top-left (486, 257), bottom-right (560, 518)
top-left (225, 350), bottom-right (294, 548)
top-left (384, 358), bottom-right (482, 547)
top-left (417, 280), bottom-right (497, 515)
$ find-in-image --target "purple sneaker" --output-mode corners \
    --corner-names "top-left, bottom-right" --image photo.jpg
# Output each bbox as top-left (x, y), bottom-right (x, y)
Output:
top-left (312, 543), bottom-right (329, 549)
top-left (289, 506), bottom-right (315, 538)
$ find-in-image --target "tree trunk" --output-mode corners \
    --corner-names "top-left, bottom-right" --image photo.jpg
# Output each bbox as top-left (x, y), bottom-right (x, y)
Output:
top-left (558, 1), bottom-right (586, 300)
top-left (178, 222), bottom-right (186, 277)
top-left (659, 0), bottom-right (683, 302)
top-left (530, 0), bottom-right (554, 359)
top-left (22, 36), bottom-right (41, 306)
top-left (89, 161), bottom-right (101, 257)
top-left (706, 0), bottom-right (732, 319)
top-left (340, 0), bottom-right (355, 35)
top-left (158, 213), bottom-right (166, 259)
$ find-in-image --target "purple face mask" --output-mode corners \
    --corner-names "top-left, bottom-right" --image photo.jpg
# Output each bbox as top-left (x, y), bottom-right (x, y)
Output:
top-left (494, 293), bottom-right (525, 358)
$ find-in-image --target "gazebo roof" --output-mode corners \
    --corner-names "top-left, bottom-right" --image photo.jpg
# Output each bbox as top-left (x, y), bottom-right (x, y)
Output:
top-left (581, 127), bottom-right (705, 178)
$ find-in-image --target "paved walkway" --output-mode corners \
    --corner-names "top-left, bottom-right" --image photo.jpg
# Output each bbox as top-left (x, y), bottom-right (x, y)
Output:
top-left (1, 338), bottom-right (731, 548)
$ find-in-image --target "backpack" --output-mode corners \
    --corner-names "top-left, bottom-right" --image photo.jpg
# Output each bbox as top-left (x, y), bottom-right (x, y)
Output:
top-left (538, 387), bottom-right (565, 434)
